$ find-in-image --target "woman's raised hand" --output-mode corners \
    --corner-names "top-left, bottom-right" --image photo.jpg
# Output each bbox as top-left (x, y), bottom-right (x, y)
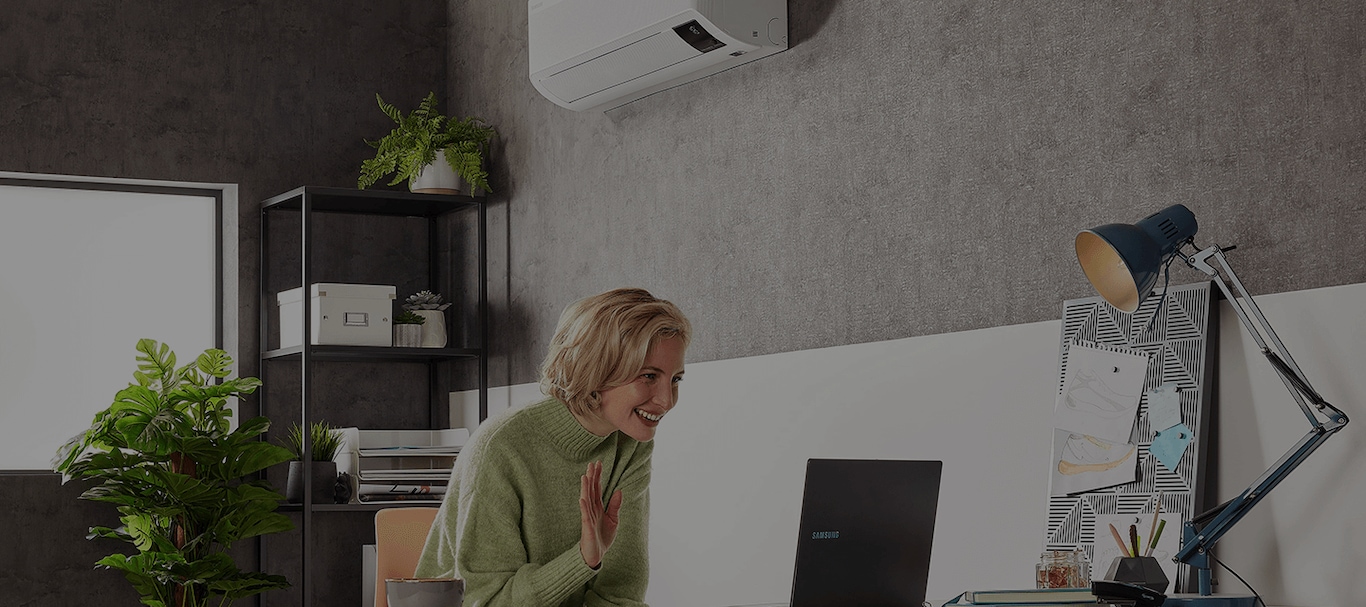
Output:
top-left (579, 460), bottom-right (623, 569)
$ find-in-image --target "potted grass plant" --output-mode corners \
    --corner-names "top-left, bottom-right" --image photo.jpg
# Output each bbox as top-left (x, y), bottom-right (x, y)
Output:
top-left (282, 420), bottom-right (345, 504)
top-left (358, 91), bottom-right (496, 196)
top-left (51, 339), bottom-right (294, 607)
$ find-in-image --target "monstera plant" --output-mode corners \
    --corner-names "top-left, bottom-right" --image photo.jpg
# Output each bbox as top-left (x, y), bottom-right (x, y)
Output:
top-left (52, 339), bottom-right (294, 607)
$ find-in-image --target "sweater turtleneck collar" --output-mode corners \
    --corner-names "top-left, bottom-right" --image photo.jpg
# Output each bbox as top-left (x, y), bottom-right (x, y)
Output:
top-left (529, 398), bottom-right (614, 458)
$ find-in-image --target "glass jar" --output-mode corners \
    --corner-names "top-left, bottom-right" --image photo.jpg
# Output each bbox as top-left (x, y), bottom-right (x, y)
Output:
top-left (1035, 549), bottom-right (1090, 589)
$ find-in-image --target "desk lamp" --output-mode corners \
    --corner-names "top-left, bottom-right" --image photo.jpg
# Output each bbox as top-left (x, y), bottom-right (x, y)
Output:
top-left (1074, 204), bottom-right (1349, 598)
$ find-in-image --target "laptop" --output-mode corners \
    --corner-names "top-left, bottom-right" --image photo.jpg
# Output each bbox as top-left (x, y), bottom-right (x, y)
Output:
top-left (788, 459), bottom-right (943, 607)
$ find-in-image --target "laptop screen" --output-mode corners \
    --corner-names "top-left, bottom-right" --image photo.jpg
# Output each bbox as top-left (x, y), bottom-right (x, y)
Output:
top-left (790, 459), bottom-right (943, 607)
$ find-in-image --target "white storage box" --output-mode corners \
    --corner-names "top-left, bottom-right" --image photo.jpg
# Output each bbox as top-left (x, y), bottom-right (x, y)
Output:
top-left (277, 283), bottom-right (396, 348)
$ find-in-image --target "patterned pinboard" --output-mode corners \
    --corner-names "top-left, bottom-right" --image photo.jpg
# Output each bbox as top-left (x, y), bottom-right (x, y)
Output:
top-left (1045, 281), bottom-right (1217, 591)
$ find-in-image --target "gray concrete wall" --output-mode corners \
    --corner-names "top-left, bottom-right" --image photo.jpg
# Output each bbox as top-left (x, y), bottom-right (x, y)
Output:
top-left (450, 0), bottom-right (1366, 389)
top-left (0, 2), bottom-right (447, 606)
top-left (2, 0), bottom-right (1364, 605)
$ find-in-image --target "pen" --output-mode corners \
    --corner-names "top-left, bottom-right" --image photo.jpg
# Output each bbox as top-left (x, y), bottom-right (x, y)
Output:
top-left (1147, 519), bottom-right (1167, 556)
top-left (1109, 523), bottom-right (1131, 557)
top-left (1144, 493), bottom-right (1163, 557)
top-left (1129, 524), bottom-right (1140, 558)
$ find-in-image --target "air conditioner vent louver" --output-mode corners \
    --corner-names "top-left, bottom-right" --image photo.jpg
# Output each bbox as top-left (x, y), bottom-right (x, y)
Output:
top-left (542, 31), bottom-right (701, 104)
top-left (529, 0), bottom-right (787, 112)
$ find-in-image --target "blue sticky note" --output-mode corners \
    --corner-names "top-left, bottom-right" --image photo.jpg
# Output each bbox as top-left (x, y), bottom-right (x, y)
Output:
top-left (1150, 423), bottom-right (1194, 473)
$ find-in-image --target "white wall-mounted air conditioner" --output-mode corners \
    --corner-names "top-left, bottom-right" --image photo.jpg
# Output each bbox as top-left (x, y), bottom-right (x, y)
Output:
top-left (529, 0), bottom-right (788, 112)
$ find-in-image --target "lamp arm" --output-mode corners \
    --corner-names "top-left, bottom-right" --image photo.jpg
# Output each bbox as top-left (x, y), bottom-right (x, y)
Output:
top-left (1184, 246), bottom-right (1349, 428)
top-left (1172, 245), bottom-right (1349, 592)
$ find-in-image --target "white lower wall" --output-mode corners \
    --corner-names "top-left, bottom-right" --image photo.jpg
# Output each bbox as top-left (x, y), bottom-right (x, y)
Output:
top-left (451, 281), bottom-right (1366, 607)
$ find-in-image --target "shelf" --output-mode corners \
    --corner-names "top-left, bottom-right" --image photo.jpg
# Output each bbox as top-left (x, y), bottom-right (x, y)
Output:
top-left (262, 345), bottom-right (481, 362)
top-left (261, 185), bottom-right (481, 217)
top-left (260, 183), bottom-right (488, 607)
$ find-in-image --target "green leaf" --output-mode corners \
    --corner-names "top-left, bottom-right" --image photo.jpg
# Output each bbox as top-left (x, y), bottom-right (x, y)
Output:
top-left (59, 341), bottom-right (292, 605)
top-left (209, 571), bottom-right (292, 599)
top-left (219, 506), bottom-right (295, 543)
top-left (120, 512), bottom-right (157, 552)
top-left (359, 91), bottom-right (495, 192)
top-left (195, 349), bottom-right (234, 378)
top-left (52, 429), bottom-right (91, 475)
top-left (96, 552), bottom-right (175, 606)
top-left (88, 525), bottom-right (133, 543)
top-left (134, 339), bottom-right (176, 388)
top-left (377, 93), bottom-right (402, 124)
top-left (210, 440), bottom-right (294, 479)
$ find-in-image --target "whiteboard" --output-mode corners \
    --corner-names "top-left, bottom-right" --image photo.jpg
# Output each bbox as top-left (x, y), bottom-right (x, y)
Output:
top-left (0, 180), bottom-right (219, 470)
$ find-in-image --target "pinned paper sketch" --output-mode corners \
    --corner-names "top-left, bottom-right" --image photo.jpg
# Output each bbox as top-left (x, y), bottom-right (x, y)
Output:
top-left (1050, 428), bottom-right (1138, 496)
top-left (1150, 423), bottom-right (1194, 473)
top-left (1053, 342), bottom-right (1149, 443)
top-left (1146, 383), bottom-right (1183, 432)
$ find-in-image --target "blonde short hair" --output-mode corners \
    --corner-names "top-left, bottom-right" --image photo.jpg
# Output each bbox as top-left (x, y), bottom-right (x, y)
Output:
top-left (540, 288), bottom-right (692, 416)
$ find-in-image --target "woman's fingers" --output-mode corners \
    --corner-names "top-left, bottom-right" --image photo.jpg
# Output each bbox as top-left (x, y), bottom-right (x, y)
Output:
top-left (580, 461), bottom-right (605, 568)
top-left (590, 461), bottom-right (602, 505)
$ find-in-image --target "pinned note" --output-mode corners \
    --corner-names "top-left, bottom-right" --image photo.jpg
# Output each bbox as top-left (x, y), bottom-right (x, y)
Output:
top-left (1150, 423), bottom-right (1194, 473)
top-left (1145, 383), bottom-right (1183, 432)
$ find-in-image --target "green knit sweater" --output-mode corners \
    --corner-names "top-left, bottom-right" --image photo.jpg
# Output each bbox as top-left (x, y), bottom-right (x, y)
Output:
top-left (415, 398), bottom-right (653, 607)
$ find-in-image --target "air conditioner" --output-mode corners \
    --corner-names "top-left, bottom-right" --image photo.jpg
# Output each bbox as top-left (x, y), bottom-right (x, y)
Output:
top-left (529, 0), bottom-right (788, 112)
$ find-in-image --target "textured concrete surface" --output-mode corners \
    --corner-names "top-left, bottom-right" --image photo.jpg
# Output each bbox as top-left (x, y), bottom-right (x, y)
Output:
top-left (449, 0), bottom-right (1366, 387)
top-left (3, 1), bottom-right (1366, 605)
top-left (0, 2), bottom-right (448, 606)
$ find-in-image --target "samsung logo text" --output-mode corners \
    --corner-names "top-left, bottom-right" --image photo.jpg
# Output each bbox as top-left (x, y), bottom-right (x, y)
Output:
top-left (811, 531), bottom-right (840, 540)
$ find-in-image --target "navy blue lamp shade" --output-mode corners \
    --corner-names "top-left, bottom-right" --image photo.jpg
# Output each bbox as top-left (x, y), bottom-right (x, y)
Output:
top-left (1074, 204), bottom-right (1200, 313)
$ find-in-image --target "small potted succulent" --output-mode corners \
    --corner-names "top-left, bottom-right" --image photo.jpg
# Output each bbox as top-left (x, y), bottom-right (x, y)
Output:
top-left (282, 420), bottom-right (345, 504)
top-left (403, 290), bottom-right (451, 348)
top-left (393, 310), bottom-right (425, 348)
top-left (358, 92), bottom-right (496, 196)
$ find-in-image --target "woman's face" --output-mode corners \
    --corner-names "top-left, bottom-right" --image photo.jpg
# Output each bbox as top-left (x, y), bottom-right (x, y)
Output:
top-left (587, 336), bottom-right (686, 442)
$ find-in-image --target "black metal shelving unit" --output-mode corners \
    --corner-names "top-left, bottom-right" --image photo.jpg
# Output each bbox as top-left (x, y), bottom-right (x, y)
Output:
top-left (259, 186), bottom-right (488, 607)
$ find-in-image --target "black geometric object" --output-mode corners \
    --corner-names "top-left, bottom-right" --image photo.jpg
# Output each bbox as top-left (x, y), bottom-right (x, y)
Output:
top-left (1104, 556), bottom-right (1170, 595)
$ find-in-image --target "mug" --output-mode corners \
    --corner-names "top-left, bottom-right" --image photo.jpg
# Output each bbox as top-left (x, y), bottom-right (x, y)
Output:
top-left (385, 578), bottom-right (464, 607)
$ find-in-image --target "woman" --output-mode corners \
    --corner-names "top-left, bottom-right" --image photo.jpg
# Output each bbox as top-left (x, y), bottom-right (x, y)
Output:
top-left (416, 287), bottom-right (691, 607)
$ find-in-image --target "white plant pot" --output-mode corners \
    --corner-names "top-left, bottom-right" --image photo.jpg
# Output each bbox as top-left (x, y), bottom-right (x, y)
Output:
top-left (394, 324), bottom-right (423, 348)
top-left (410, 149), bottom-right (480, 196)
top-left (414, 310), bottom-right (447, 348)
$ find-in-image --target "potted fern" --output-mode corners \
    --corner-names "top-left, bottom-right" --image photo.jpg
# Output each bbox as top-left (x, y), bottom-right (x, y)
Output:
top-left (282, 420), bottom-right (345, 504)
top-left (51, 339), bottom-right (294, 607)
top-left (358, 91), bottom-right (496, 196)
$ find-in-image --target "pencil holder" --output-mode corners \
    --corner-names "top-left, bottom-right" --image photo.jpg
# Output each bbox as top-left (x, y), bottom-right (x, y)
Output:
top-left (1103, 556), bottom-right (1168, 595)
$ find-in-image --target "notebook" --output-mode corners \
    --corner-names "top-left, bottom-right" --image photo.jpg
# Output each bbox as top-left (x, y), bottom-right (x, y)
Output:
top-left (789, 459), bottom-right (943, 607)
